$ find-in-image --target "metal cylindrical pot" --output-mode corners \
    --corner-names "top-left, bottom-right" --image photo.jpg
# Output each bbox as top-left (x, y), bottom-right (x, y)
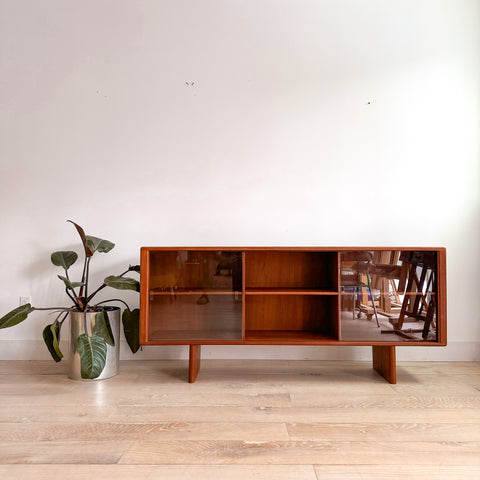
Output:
top-left (68, 306), bottom-right (120, 380)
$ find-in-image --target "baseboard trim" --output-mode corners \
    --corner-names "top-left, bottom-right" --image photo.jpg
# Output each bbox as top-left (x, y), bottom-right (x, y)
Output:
top-left (0, 340), bottom-right (479, 361)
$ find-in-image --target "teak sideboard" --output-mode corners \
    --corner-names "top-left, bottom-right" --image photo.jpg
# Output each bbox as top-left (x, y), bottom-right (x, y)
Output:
top-left (140, 247), bottom-right (446, 383)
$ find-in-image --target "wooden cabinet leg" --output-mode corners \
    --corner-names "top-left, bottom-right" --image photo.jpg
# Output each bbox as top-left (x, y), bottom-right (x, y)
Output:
top-left (188, 345), bottom-right (201, 383)
top-left (372, 345), bottom-right (396, 384)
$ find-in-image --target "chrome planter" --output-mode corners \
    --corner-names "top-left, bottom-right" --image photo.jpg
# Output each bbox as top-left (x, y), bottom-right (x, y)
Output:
top-left (68, 307), bottom-right (120, 380)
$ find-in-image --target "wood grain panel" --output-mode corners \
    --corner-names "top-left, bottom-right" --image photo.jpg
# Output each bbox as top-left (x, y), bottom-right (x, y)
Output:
top-left (189, 344), bottom-right (201, 383)
top-left (0, 465), bottom-right (318, 480)
top-left (314, 465), bottom-right (480, 480)
top-left (287, 422), bottom-right (480, 441)
top-left (245, 295), bottom-right (336, 335)
top-left (0, 441), bottom-right (131, 464)
top-left (4, 465), bottom-right (479, 480)
top-left (373, 345), bottom-right (396, 383)
top-left (119, 439), bottom-right (480, 465)
top-left (3, 404), bottom-right (478, 425)
top-left (244, 251), bottom-right (337, 289)
top-left (0, 422), bottom-right (290, 442)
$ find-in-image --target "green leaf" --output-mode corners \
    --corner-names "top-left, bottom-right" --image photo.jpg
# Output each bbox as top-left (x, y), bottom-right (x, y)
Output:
top-left (0, 303), bottom-right (35, 329)
top-left (94, 311), bottom-right (115, 346)
top-left (51, 251), bottom-right (78, 270)
top-left (104, 275), bottom-right (140, 292)
top-left (76, 333), bottom-right (107, 379)
top-left (122, 308), bottom-right (140, 353)
top-left (42, 320), bottom-right (63, 362)
top-left (128, 265), bottom-right (140, 273)
top-left (86, 236), bottom-right (115, 254)
top-left (58, 275), bottom-right (84, 290)
top-left (67, 220), bottom-right (93, 257)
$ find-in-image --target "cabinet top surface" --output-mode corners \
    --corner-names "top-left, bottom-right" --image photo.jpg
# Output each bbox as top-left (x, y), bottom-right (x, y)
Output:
top-left (141, 246), bottom-right (446, 252)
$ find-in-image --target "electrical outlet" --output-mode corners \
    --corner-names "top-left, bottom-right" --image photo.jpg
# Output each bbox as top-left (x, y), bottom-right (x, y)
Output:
top-left (19, 296), bottom-right (31, 306)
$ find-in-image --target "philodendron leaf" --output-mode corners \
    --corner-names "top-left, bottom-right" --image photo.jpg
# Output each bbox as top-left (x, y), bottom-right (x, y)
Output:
top-left (67, 220), bottom-right (93, 257)
top-left (86, 236), bottom-right (115, 254)
top-left (0, 303), bottom-right (35, 329)
top-left (42, 320), bottom-right (63, 362)
top-left (58, 275), bottom-right (84, 290)
top-left (94, 311), bottom-right (115, 346)
top-left (51, 251), bottom-right (78, 270)
top-left (104, 276), bottom-right (140, 292)
top-left (76, 333), bottom-right (107, 379)
top-left (122, 308), bottom-right (140, 353)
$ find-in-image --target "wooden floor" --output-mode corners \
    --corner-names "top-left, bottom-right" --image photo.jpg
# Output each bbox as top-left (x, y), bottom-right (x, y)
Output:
top-left (1, 360), bottom-right (480, 479)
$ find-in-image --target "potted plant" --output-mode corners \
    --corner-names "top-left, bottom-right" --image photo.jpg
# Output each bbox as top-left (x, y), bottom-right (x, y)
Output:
top-left (0, 221), bottom-right (140, 380)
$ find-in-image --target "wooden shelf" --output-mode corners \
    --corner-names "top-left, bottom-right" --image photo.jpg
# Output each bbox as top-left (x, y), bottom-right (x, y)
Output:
top-left (148, 329), bottom-right (243, 342)
top-left (244, 330), bottom-right (338, 343)
top-left (340, 291), bottom-right (436, 296)
top-left (245, 288), bottom-right (338, 295)
top-left (150, 288), bottom-right (240, 296)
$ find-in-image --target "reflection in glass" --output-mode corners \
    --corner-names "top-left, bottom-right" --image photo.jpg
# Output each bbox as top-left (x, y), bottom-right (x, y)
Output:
top-left (148, 294), bottom-right (243, 341)
top-left (340, 250), bottom-right (437, 342)
top-left (149, 251), bottom-right (242, 293)
top-left (148, 251), bottom-right (243, 341)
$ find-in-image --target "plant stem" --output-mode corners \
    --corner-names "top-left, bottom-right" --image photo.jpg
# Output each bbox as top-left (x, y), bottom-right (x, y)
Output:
top-left (64, 269), bottom-right (78, 298)
top-left (54, 310), bottom-right (70, 324)
top-left (79, 254), bottom-right (88, 299)
top-left (65, 288), bottom-right (80, 309)
top-left (33, 307), bottom-right (74, 311)
top-left (85, 269), bottom-right (130, 305)
top-left (84, 256), bottom-right (91, 300)
top-left (95, 299), bottom-right (131, 311)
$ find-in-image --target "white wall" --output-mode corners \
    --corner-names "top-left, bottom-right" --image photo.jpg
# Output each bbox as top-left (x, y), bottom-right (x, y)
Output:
top-left (1, 0), bottom-right (479, 362)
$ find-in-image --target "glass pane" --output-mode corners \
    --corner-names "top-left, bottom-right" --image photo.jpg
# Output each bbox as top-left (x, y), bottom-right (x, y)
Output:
top-left (340, 250), bottom-right (438, 342)
top-left (147, 250), bottom-right (243, 341)
top-left (149, 250), bottom-right (242, 293)
top-left (148, 293), bottom-right (243, 341)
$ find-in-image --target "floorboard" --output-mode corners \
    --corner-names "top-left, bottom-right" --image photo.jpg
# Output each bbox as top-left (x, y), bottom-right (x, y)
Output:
top-left (0, 360), bottom-right (479, 478)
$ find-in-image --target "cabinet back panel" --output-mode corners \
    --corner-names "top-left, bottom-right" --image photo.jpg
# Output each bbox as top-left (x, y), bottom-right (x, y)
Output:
top-left (245, 251), bottom-right (336, 289)
top-left (245, 295), bottom-right (336, 336)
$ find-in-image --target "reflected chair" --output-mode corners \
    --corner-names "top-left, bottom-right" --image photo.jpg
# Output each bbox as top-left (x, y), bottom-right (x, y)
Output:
top-left (393, 251), bottom-right (437, 339)
top-left (341, 251), bottom-right (380, 327)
